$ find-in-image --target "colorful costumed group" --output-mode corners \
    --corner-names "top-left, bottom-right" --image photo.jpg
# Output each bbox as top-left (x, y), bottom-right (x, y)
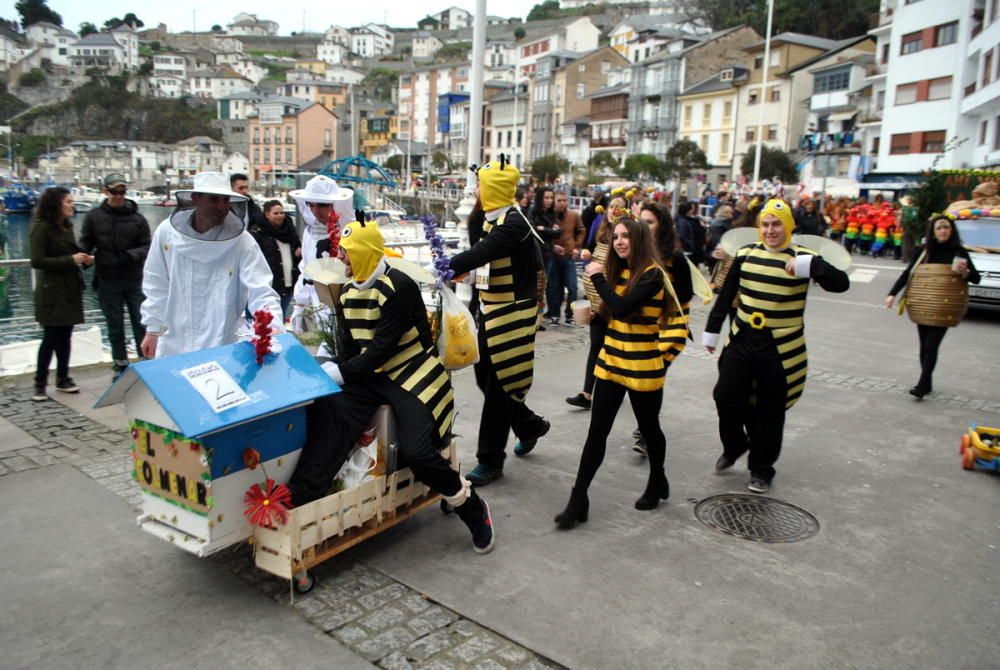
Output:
top-left (36, 158), bottom-right (987, 555)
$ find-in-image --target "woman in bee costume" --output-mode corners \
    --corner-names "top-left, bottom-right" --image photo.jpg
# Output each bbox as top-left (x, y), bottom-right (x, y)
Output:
top-left (702, 200), bottom-right (849, 494)
top-left (288, 220), bottom-right (495, 554)
top-left (445, 156), bottom-right (550, 486)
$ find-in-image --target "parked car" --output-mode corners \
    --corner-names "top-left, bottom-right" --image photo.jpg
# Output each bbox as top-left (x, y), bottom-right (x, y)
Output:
top-left (955, 216), bottom-right (1000, 312)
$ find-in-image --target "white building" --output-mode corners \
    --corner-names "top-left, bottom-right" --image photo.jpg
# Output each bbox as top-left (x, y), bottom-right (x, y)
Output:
top-left (25, 21), bottom-right (78, 67)
top-left (152, 52), bottom-right (187, 78)
top-left (222, 151), bottom-right (250, 176)
top-left (109, 23), bottom-right (140, 71)
top-left (69, 33), bottom-right (127, 74)
top-left (323, 26), bottom-right (352, 48)
top-left (868, 0), bottom-right (1000, 176)
top-left (217, 91), bottom-right (268, 120)
top-left (318, 66), bottom-right (365, 86)
top-left (229, 56), bottom-right (267, 85)
top-left (189, 67), bottom-right (253, 99)
top-left (351, 24), bottom-right (394, 59)
top-left (516, 17), bottom-right (601, 77)
top-left (38, 140), bottom-right (173, 188)
top-left (147, 73), bottom-right (187, 98)
top-left (174, 136), bottom-right (228, 175)
top-left (412, 32), bottom-right (444, 60)
top-left (317, 40), bottom-right (350, 65)
top-left (227, 13), bottom-right (279, 37)
top-left (0, 26), bottom-right (29, 73)
top-left (609, 15), bottom-right (711, 64)
top-left (429, 6), bottom-right (472, 30)
top-left (211, 35), bottom-right (244, 53)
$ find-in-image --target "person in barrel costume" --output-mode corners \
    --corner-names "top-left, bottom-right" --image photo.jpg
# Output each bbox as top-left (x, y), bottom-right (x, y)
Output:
top-left (445, 156), bottom-right (550, 486)
top-left (288, 220), bottom-right (495, 554)
top-left (703, 199), bottom-right (849, 493)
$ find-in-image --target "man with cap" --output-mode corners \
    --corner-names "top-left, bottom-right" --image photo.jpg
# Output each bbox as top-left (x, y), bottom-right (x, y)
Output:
top-left (80, 173), bottom-right (151, 379)
top-left (703, 199), bottom-right (849, 493)
top-left (287, 219), bottom-right (495, 554)
top-left (140, 171), bottom-right (283, 359)
top-left (443, 156), bottom-right (549, 486)
top-left (287, 175), bottom-right (355, 332)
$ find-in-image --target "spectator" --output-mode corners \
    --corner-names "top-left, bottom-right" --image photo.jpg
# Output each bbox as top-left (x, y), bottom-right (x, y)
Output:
top-left (674, 201), bottom-right (695, 256)
top-left (29, 187), bottom-right (91, 401)
top-left (249, 200), bottom-right (302, 319)
top-left (230, 173), bottom-right (264, 227)
top-left (794, 198), bottom-right (826, 236)
top-left (546, 191), bottom-right (586, 325)
top-left (705, 204), bottom-right (734, 268)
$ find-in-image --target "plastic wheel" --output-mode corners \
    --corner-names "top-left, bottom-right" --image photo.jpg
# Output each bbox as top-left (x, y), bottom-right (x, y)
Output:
top-left (293, 571), bottom-right (316, 594)
top-left (961, 448), bottom-right (976, 471)
top-left (440, 500), bottom-right (454, 514)
top-left (960, 434), bottom-right (971, 454)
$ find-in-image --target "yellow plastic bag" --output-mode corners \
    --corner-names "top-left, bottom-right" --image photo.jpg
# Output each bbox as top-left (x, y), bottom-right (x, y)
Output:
top-left (438, 284), bottom-right (479, 370)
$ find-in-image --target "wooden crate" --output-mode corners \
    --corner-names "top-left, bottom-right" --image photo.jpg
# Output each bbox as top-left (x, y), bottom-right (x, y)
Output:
top-left (253, 443), bottom-right (458, 580)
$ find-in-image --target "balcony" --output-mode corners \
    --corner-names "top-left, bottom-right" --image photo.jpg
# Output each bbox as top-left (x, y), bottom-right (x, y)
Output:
top-left (964, 82), bottom-right (977, 97)
top-left (867, 8), bottom-right (893, 34)
top-left (591, 137), bottom-right (626, 148)
top-left (865, 63), bottom-right (887, 80)
top-left (857, 109), bottom-right (883, 125)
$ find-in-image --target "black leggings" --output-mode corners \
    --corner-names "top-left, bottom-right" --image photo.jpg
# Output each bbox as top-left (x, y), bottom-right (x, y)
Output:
top-left (916, 324), bottom-right (948, 393)
top-left (582, 315), bottom-right (608, 394)
top-left (35, 325), bottom-right (73, 387)
top-left (573, 378), bottom-right (665, 492)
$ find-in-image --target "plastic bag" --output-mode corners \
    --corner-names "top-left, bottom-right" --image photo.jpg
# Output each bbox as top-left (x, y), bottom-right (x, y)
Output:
top-left (332, 428), bottom-right (378, 490)
top-left (438, 283), bottom-right (479, 370)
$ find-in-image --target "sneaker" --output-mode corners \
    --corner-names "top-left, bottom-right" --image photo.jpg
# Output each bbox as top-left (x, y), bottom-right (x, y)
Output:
top-left (466, 463), bottom-right (504, 486)
top-left (548, 317), bottom-right (560, 327)
top-left (564, 315), bottom-right (576, 326)
top-left (514, 418), bottom-right (550, 456)
top-left (31, 387), bottom-right (48, 402)
top-left (715, 454), bottom-right (736, 472)
top-left (632, 438), bottom-right (648, 457)
top-left (55, 378), bottom-right (80, 393)
top-left (565, 393), bottom-right (591, 410)
top-left (471, 498), bottom-right (495, 554)
top-left (748, 477), bottom-right (770, 493)
top-left (631, 427), bottom-right (642, 440)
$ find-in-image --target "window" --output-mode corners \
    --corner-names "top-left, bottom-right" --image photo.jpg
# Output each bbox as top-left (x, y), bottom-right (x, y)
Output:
top-left (767, 124), bottom-right (778, 140)
top-left (721, 133), bottom-right (730, 156)
top-left (901, 31), bottom-right (923, 55)
top-left (720, 69), bottom-right (733, 82)
top-left (872, 136), bottom-right (880, 154)
top-left (723, 101), bottom-right (733, 123)
top-left (684, 105), bottom-right (693, 125)
top-left (985, 51), bottom-right (994, 86)
top-left (769, 51), bottom-right (780, 67)
top-left (702, 103), bottom-right (712, 126)
top-left (895, 82), bottom-right (918, 105)
top-left (264, 149), bottom-right (270, 163)
top-left (928, 76), bottom-right (952, 100)
top-left (769, 86), bottom-right (781, 102)
top-left (700, 135), bottom-right (709, 151)
top-left (286, 148), bottom-right (292, 163)
top-left (981, 119), bottom-right (989, 144)
top-left (324, 129), bottom-right (332, 147)
top-left (814, 68), bottom-right (851, 93)
top-left (753, 55), bottom-right (763, 70)
top-left (578, 64), bottom-right (585, 72)
top-left (748, 90), bottom-right (759, 105)
top-left (576, 83), bottom-right (585, 99)
top-left (890, 133), bottom-right (911, 154)
top-left (934, 22), bottom-right (957, 46)
top-left (921, 130), bottom-right (946, 152)
top-left (254, 149), bottom-right (260, 162)
top-left (745, 127), bottom-right (756, 141)
top-left (881, 43), bottom-right (890, 64)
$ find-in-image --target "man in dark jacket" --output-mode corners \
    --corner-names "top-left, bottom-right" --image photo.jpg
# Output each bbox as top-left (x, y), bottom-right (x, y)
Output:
top-left (80, 173), bottom-right (151, 378)
top-left (230, 173), bottom-right (264, 226)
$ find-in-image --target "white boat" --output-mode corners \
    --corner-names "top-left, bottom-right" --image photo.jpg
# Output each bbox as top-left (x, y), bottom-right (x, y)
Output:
top-left (70, 185), bottom-right (102, 210)
top-left (127, 189), bottom-right (159, 205)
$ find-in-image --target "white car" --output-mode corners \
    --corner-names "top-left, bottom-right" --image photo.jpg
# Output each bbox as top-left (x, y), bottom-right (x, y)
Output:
top-left (955, 216), bottom-right (1000, 312)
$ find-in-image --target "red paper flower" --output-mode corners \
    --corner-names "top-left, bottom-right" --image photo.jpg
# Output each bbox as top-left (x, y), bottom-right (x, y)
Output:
top-left (327, 208), bottom-right (341, 256)
top-left (243, 447), bottom-right (260, 470)
top-left (252, 309), bottom-right (274, 365)
top-left (243, 478), bottom-right (293, 527)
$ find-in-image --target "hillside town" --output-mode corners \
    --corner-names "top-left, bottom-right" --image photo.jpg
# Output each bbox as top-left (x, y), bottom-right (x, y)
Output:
top-left (0, 0), bottom-right (995, 195)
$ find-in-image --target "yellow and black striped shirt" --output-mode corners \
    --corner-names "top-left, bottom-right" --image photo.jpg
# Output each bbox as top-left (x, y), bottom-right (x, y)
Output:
top-left (594, 265), bottom-right (666, 392)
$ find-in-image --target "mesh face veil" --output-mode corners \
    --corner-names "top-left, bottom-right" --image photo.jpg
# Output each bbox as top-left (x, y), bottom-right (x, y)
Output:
top-left (339, 221), bottom-right (385, 282)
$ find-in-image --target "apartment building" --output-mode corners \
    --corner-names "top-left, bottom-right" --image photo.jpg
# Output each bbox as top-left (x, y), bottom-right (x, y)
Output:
top-left (247, 99), bottom-right (339, 181)
top-left (277, 79), bottom-right (349, 111)
top-left (483, 87), bottom-right (528, 167)
top-left (398, 63), bottom-right (471, 146)
top-left (174, 136), bottom-right (227, 176)
top-left (188, 67), bottom-right (253, 99)
top-left (589, 83), bottom-right (630, 167)
top-left (628, 26), bottom-right (760, 158)
top-left (677, 66), bottom-right (748, 185)
top-left (515, 17), bottom-right (600, 77)
top-left (351, 24), bottom-right (394, 59)
top-left (25, 21), bottom-right (78, 67)
top-left (360, 104), bottom-right (398, 159)
top-left (609, 15), bottom-right (711, 63)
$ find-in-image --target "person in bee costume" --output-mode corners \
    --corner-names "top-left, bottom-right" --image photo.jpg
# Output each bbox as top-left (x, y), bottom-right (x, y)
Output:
top-left (288, 219), bottom-right (495, 554)
top-left (702, 199), bottom-right (849, 493)
top-left (444, 156), bottom-right (549, 486)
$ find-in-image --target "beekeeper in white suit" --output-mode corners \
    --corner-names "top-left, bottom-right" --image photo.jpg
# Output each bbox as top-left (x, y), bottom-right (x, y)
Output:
top-left (140, 171), bottom-right (283, 358)
top-left (287, 175), bottom-right (355, 332)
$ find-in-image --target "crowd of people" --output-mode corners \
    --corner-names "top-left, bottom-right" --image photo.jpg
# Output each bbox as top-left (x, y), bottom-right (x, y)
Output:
top-left (25, 161), bottom-right (982, 553)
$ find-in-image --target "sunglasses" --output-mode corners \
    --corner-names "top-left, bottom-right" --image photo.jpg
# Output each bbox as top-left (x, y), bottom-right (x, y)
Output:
top-left (109, 187), bottom-right (127, 195)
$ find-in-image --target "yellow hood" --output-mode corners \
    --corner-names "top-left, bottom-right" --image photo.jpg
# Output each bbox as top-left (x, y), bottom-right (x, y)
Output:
top-left (759, 199), bottom-right (794, 247)
top-left (477, 158), bottom-right (520, 211)
top-left (340, 220), bottom-right (385, 282)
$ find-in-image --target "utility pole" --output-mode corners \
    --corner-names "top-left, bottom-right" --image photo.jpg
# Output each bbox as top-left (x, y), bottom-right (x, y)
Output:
top-left (751, 0), bottom-right (775, 189)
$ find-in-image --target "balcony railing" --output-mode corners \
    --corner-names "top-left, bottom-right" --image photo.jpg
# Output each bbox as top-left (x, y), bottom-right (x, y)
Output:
top-left (868, 8), bottom-right (893, 30)
top-left (865, 63), bottom-right (887, 78)
top-left (590, 137), bottom-right (626, 148)
top-left (965, 82), bottom-right (976, 97)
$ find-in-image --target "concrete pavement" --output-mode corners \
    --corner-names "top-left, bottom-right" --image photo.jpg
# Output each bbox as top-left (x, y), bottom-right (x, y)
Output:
top-left (2, 254), bottom-right (999, 669)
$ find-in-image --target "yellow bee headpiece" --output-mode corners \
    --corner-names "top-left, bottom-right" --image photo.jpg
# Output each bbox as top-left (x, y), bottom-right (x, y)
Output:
top-left (474, 154), bottom-right (520, 211)
top-left (759, 199), bottom-right (794, 247)
top-left (340, 220), bottom-right (385, 282)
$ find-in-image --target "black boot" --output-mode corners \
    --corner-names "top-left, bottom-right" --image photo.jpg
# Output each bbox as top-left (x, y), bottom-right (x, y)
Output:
top-left (635, 471), bottom-right (669, 510)
top-left (554, 487), bottom-right (589, 530)
top-left (455, 490), bottom-right (495, 554)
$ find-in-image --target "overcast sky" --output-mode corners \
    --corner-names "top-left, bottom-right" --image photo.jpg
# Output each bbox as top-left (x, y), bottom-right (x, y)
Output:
top-left (6, 1), bottom-right (542, 34)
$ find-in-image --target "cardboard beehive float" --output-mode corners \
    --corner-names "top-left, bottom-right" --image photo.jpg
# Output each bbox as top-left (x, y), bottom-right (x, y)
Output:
top-left (95, 334), bottom-right (339, 557)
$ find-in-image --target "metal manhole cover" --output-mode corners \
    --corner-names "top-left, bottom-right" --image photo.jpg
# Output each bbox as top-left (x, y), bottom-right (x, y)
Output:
top-left (694, 494), bottom-right (819, 543)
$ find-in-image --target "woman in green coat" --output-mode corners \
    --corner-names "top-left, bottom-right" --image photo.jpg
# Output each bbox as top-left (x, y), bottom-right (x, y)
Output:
top-left (29, 187), bottom-right (91, 401)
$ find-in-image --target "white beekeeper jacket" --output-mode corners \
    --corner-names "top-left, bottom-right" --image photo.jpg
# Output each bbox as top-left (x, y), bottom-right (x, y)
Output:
top-left (141, 208), bottom-right (283, 358)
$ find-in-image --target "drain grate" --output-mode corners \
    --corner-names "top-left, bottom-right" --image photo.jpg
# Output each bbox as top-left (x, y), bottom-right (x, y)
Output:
top-left (694, 494), bottom-right (819, 543)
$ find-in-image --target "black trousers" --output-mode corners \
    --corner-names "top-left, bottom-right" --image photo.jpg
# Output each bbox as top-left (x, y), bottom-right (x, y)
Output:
top-left (289, 376), bottom-right (460, 506)
top-left (96, 278), bottom-right (146, 368)
top-left (35, 325), bottom-right (73, 388)
top-left (713, 328), bottom-right (787, 483)
top-left (472, 333), bottom-right (546, 470)
top-left (916, 324), bottom-right (948, 393)
top-left (573, 378), bottom-right (666, 492)
top-left (582, 315), bottom-right (608, 395)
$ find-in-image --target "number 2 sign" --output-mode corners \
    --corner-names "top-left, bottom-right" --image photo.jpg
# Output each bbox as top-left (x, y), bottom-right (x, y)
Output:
top-left (180, 361), bottom-right (252, 413)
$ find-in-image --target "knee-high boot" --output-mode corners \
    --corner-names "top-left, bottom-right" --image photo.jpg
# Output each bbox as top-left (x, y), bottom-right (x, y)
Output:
top-left (554, 487), bottom-right (590, 530)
